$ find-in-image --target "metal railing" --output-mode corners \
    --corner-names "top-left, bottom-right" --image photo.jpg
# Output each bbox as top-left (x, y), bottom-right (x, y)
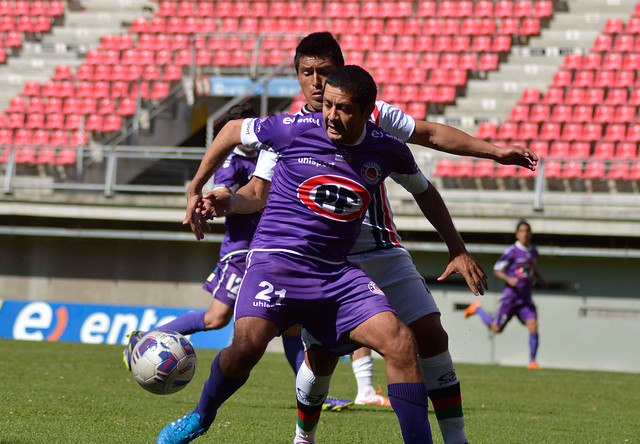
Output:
top-left (2, 145), bottom-right (640, 212)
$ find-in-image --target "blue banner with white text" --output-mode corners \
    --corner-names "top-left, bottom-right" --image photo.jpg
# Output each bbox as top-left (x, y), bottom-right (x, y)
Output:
top-left (0, 299), bottom-right (233, 349)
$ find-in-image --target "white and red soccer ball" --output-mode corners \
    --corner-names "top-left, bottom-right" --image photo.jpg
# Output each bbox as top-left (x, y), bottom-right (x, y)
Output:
top-left (131, 330), bottom-right (197, 395)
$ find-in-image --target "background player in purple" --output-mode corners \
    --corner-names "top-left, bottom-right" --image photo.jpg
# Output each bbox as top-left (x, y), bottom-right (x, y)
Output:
top-left (158, 66), bottom-right (464, 444)
top-left (464, 219), bottom-right (547, 369)
top-left (122, 104), bottom-right (306, 376)
top-left (201, 32), bottom-right (534, 444)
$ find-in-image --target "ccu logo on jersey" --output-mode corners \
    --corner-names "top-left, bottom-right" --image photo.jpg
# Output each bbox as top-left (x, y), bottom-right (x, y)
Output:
top-left (298, 175), bottom-right (370, 222)
top-left (371, 130), bottom-right (383, 139)
top-left (361, 161), bottom-right (382, 185)
top-left (515, 263), bottom-right (535, 279)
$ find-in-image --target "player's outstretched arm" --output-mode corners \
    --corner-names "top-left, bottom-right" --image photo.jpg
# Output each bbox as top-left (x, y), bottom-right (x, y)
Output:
top-left (408, 120), bottom-right (539, 170)
top-left (412, 184), bottom-right (488, 296)
top-left (184, 119), bottom-right (244, 240)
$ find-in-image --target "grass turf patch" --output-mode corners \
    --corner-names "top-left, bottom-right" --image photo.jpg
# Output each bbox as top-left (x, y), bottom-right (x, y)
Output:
top-left (1, 339), bottom-right (638, 443)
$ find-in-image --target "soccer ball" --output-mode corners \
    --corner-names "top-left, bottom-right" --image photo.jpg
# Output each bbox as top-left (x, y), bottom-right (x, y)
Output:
top-left (131, 330), bottom-right (197, 395)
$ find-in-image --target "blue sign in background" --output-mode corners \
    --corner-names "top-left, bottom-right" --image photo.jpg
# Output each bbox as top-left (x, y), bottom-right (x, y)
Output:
top-left (0, 299), bottom-right (233, 350)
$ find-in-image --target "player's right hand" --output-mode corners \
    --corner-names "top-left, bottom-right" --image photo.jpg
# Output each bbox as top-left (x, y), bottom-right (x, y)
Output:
top-left (183, 191), bottom-right (210, 240)
top-left (202, 189), bottom-right (233, 219)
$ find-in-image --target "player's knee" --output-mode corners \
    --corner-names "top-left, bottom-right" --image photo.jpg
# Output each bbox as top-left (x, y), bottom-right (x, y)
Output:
top-left (410, 314), bottom-right (449, 357)
top-left (383, 326), bottom-right (418, 364)
top-left (203, 310), bottom-right (233, 330)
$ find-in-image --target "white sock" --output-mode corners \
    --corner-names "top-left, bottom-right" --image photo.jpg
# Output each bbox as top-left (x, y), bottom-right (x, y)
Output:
top-left (294, 362), bottom-right (331, 444)
top-left (420, 351), bottom-right (468, 444)
top-left (351, 355), bottom-right (376, 399)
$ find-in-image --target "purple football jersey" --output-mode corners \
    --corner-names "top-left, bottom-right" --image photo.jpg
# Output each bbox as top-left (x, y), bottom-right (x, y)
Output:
top-left (214, 148), bottom-right (262, 259)
top-left (241, 113), bottom-right (422, 263)
top-left (494, 241), bottom-right (539, 300)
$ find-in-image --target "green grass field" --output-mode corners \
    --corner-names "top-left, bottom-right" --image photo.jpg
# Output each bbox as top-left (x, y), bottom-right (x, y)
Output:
top-left (1, 339), bottom-right (638, 444)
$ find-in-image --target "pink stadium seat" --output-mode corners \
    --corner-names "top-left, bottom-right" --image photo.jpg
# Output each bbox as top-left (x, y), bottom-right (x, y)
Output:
top-left (626, 123), bottom-right (640, 142)
top-left (592, 34), bottom-right (613, 52)
top-left (539, 122), bottom-right (562, 141)
top-left (552, 71), bottom-right (572, 87)
top-left (615, 142), bottom-right (637, 159)
top-left (592, 105), bottom-right (615, 123)
top-left (472, 35), bottom-right (492, 52)
top-left (476, 122), bottom-right (497, 139)
top-left (64, 114), bottom-right (82, 131)
top-left (514, 0), bottom-right (532, 17)
top-left (574, 71), bottom-right (594, 87)
top-left (592, 142), bottom-right (615, 159)
top-left (473, 0), bottom-right (498, 17)
top-left (571, 142), bottom-right (592, 159)
top-left (478, 53), bottom-right (499, 71)
top-left (473, 159), bottom-right (496, 178)
top-left (562, 53), bottom-right (582, 70)
top-left (551, 104), bottom-right (573, 122)
top-left (613, 34), bottom-right (635, 52)
top-left (520, 88), bottom-right (541, 104)
top-left (25, 113), bottom-right (44, 129)
top-left (416, 1), bottom-right (436, 17)
top-left (549, 141), bottom-right (570, 159)
top-left (432, 158), bottom-right (455, 177)
top-left (520, 18), bottom-right (540, 36)
top-left (582, 123), bottom-right (603, 142)
top-left (497, 122), bottom-right (518, 140)
top-left (563, 88), bottom-right (584, 105)
top-left (571, 105), bottom-right (593, 123)
top-left (584, 88), bottom-right (605, 105)
top-left (614, 105), bottom-right (635, 123)
top-left (533, 0), bottom-right (553, 17)
top-left (529, 104), bottom-right (550, 122)
top-left (603, 124), bottom-right (626, 142)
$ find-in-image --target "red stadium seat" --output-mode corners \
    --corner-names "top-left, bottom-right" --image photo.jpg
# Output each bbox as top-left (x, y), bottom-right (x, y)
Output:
top-left (571, 105), bottom-right (593, 123)
top-left (582, 123), bottom-right (603, 142)
top-left (551, 104), bottom-right (573, 122)
top-left (584, 88), bottom-right (605, 105)
top-left (520, 88), bottom-right (541, 104)
top-left (529, 104), bottom-right (550, 122)
top-left (563, 88), bottom-right (584, 105)
top-left (538, 122), bottom-right (562, 141)
top-left (603, 124), bottom-right (626, 142)
top-left (592, 34), bottom-right (613, 52)
top-left (570, 142), bottom-right (591, 159)
top-left (615, 142), bottom-right (637, 159)
top-left (476, 122), bottom-right (497, 139)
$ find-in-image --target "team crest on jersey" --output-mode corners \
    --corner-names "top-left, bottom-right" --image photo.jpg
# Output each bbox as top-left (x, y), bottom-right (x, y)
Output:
top-left (371, 130), bottom-right (383, 139)
top-left (368, 281), bottom-right (384, 295)
top-left (361, 161), bottom-right (382, 185)
top-left (297, 175), bottom-right (371, 222)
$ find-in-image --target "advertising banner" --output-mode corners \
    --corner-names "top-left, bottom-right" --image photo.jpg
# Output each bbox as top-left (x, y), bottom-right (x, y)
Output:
top-left (0, 299), bottom-right (233, 349)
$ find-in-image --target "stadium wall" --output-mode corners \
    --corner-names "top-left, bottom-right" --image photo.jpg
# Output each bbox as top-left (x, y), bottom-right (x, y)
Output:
top-left (1, 235), bottom-right (638, 372)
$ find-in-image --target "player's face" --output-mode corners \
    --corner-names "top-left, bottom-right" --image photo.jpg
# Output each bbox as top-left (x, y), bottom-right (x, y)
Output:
top-left (323, 84), bottom-right (372, 145)
top-left (516, 223), bottom-right (532, 247)
top-left (297, 56), bottom-right (339, 112)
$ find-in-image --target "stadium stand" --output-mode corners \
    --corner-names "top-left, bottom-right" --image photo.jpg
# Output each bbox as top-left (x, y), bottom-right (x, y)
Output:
top-left (0, 0), bottom-right (638, 198)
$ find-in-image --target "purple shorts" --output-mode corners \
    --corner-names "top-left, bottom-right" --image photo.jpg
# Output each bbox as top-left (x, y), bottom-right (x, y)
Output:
top-left (202, 253), bottom-right (247, 308)
top-left (235, 250), bottom-right (395, 355)
top-left (494, 295), bottom-right (537, 329)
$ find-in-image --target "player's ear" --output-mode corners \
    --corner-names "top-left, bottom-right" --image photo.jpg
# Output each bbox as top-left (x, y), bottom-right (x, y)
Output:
top-left (363, 102), bottom-right (375, 118)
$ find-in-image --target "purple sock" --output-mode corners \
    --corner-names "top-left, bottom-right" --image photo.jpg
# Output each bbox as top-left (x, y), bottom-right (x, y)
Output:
top-left (529, 333), bottom-right (539, 362)
top-left (475, 306), bottom-right (494, 327)
top-left (282, 334), bottom-right (305, 374)
top-left (388, 382), bottom-right (433, 444)
top-left (156, 311), bottom-right (206, 336)
top-left (195, 353), bottom-right (249, 428)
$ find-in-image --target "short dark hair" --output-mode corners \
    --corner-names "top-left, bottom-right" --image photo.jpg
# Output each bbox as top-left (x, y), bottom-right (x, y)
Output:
top-left (226, 103), bottom-right (258, 123)
top-left (325, 65), bottom-right (377, 113)
top-left (294, 32), bottom-right (345, 72)
top-left (516, 219), bottom-right (531, 232)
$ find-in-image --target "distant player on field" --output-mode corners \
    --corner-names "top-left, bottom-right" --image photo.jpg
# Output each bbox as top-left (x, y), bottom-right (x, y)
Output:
top-left (465, 219), bottom-right (547, 369)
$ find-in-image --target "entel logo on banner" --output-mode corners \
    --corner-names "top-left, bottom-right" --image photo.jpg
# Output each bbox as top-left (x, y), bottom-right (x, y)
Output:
top-left (12, 301), bottom-right (176, 345)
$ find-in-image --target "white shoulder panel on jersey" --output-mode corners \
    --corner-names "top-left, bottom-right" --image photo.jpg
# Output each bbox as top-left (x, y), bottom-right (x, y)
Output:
top-left (389, 170), bottom-right (430, 194)
top-left (253, 149), bottom-right (278, 181)
top-left (374, 100), bottom-right (416, 142)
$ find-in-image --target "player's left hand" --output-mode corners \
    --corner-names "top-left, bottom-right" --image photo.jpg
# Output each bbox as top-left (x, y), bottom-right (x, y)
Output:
top-left (437, 252), bottom-right (488, 296)
top-left (497, 144), bottom-right (539, 171)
